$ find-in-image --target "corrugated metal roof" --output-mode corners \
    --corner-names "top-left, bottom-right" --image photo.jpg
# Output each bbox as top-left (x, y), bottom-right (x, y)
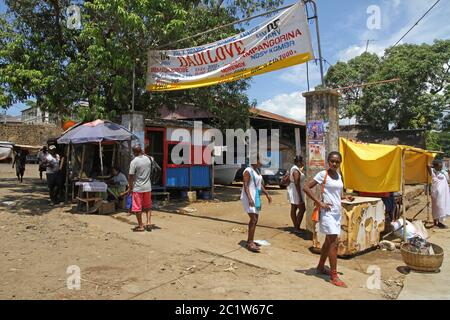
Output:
top-left (249, 108), bottom-right (305, 126)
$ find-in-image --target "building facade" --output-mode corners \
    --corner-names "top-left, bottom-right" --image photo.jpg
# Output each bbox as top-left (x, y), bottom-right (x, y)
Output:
top-left (21, 107), bottom-right (59, 125)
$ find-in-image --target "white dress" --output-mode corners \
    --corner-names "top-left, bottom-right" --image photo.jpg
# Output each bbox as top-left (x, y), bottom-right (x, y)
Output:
top-left (287, 165), bottom-right (305, 205)
top-left (431, 169), bottom-right (450, 221)
top-left (313, 170), bottom-right (343, 235)
top-left (241, 167), bottom-right (263, 214)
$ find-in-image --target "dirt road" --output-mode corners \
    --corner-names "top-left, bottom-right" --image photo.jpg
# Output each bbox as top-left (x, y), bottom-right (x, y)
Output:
top-left (0, 163), bottom-right (447, 300)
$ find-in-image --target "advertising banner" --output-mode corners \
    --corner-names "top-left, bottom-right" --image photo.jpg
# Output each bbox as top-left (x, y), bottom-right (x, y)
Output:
top-left (147, 1), bottom-right (314, 91)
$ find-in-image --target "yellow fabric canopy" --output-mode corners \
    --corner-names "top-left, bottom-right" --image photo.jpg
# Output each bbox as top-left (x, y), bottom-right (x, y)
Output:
top-left (339, 138), bottom-right (436, 192)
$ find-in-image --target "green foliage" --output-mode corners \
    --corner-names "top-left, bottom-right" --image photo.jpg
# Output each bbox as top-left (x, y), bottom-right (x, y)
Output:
top-left (0, 0), bottom-right (282, 125)
top-left (325, 41), bottom-right (450, 130)
top-left (426, 130), bottom-right (450, 157)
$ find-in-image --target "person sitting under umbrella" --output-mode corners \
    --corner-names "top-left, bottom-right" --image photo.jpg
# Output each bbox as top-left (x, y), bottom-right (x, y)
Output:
top-left (107, 166), bottom-right (128, 200)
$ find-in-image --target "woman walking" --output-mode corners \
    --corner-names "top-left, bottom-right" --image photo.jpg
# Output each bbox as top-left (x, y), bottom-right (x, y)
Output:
top-left (287, 156), bottom-right (306, 231)
top-left (428, 160), bottom-right (450, 229)
top-left (304, 151), bottom-right (353, 288)
top-left (241, 156), bottom-right (272, 253)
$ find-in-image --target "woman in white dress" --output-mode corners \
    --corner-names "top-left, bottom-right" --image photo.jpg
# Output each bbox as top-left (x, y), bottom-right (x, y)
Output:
top-left (241, 157), bottom-right (272, 253)
top-left (304, 151), bottom-right (354, 288)
top-left (427, 160), bottom-right (450, 229)
top-left (287, 156), bottom-right (306, 230)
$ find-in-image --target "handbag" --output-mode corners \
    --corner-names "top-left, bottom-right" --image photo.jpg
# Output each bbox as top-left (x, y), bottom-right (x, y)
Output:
top-left (280, 171), bottom-right (290, 187)
top-left (312, 171), bottom-right (328, 222)
top-left (250, 170), bottom-right (262, 211)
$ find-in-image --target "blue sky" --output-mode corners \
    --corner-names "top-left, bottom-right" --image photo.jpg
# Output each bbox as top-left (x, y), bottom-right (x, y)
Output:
top-left (2, 0), bottom-right (450, 120)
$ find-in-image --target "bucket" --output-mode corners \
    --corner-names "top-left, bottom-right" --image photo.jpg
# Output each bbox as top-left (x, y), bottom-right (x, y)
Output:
top-left (199, 191), bottom-right (212, 200)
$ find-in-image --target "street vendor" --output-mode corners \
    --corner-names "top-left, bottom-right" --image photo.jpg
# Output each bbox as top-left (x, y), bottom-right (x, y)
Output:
top-left (427, 160), bottom-right (450, 229)
top-left (107, 166), bottom-right (128, 199)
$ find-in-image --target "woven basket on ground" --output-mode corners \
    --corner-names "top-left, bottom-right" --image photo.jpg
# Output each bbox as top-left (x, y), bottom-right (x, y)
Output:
top-left (400, 243), bottom-right (444, 272)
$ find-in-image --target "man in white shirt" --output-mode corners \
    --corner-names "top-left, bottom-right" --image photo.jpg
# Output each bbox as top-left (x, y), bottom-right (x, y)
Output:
top-left (46, 145), bottom-right (60, 206)
top-left (127, 144), bottom-right (152, 232)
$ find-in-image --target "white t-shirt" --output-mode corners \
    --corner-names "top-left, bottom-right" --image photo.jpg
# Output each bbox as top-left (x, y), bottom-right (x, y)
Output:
top-left (46, 154), bottom-right (60, 174)
top-left (129, 155), bottom-right (152, 192)
top-left (313, 170), bottom-right (343, 214)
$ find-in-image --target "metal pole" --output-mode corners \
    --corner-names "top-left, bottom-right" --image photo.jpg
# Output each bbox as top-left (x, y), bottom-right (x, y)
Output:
top-left (304, 0), bottom-right (325, 87)
top-left (99, 141), bottom-right (104, 177)
top-left (65, 143), bottom-right (70, 204)
top-left (132, 60), bottom-right (136, 112)
top-left (306, 61), bottom-right (310, 91)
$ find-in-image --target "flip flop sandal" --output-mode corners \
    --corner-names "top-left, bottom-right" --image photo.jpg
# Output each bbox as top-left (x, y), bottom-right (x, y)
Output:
top-left (330, 277), bottom-right (347, 288)
top-left (132, 226), bottom-right (145, 232)
top-left (247, 245), bottom-right (261, 253)
top-left (145, 225), bottom-right (152, 232)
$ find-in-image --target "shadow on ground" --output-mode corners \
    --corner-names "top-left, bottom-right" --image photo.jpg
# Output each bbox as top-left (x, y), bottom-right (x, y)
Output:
top-left (0, 178), bottom-right (54, 215)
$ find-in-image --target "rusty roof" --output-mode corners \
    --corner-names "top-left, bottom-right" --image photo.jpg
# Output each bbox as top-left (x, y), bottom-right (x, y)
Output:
top-left (249, 108), bottom-right (305, 126)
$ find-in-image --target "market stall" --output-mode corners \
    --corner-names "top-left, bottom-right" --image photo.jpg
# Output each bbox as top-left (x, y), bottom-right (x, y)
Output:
top-left (0, 141), bottom-right (14, 161)
top-left (339, 138), bottom-right (437, 240)
top-left (57, 119), bottom-right (137, 212)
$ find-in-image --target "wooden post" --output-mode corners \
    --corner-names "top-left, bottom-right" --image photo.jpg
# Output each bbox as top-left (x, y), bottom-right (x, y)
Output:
top-left (295, 127), bottom-right (301, 156)
top-left (112, 143), bottom-right (116, 169)
top-left (402, 149), bottom-right (407, 243)
top-left (211, 162), bottom-right (215, 199)
top-left (426, 162), bottom-right (431, 224)
top-left (99, 141), bottom-right (104, 177)
top-left (64, 143), bottom-right (70, 204)
top-left (80, 144), bottom-right (86, 179)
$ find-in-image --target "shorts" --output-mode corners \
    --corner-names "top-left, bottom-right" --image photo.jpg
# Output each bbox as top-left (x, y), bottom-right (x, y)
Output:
top-left (131, 192), bottom-right (152, 212)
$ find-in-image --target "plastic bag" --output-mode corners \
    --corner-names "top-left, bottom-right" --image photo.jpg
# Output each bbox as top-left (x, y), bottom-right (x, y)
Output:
top-left (391, 218), bottom-right (418, 240)
top-left (125, 194), bottom-right (132, 210)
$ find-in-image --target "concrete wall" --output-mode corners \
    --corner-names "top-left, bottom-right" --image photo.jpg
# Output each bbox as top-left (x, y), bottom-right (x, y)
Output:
top-left (0, 123), bottom-right (63, 146)
top-left (340, 125), bottom-right (426, 149)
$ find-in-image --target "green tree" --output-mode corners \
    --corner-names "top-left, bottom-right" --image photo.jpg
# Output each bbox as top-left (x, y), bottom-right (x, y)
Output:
top-left (325, 40), bottom-right (450, 130)
top-left (1, 0), bottom-right (282, 127)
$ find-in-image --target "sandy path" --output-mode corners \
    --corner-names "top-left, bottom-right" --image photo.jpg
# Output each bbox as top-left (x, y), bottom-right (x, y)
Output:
top-left (1, 163), bottom-right (445, 300)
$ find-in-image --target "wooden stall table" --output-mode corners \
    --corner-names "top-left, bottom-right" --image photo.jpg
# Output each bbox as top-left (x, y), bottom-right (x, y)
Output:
top-left (75, 181), bottom-right (108, 213)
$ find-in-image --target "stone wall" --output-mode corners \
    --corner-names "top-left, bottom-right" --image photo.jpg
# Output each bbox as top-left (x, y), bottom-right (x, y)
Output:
top-left (340, 125), bottom-right (427, 149)
top-left (0, 123), bottom-right (63, 146)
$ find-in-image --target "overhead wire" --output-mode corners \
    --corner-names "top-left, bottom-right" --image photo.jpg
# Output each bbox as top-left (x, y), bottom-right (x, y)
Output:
top-left (392, 0), bottom-right (441, 47)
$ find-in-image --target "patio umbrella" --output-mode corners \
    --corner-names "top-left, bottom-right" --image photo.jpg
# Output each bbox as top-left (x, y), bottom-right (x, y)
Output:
top-left (57, 119), bottom-right (137, 144)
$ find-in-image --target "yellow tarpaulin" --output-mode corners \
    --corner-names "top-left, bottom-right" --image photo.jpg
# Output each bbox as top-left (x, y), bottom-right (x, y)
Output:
top-left (403, 147), bottom-right (436, 185)
top-left (339, 138), bottom-right (436, 192)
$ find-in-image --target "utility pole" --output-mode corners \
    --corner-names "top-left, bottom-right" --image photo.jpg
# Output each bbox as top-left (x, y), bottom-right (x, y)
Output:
top-left (365, 39), bottom-right (376, 52)
top-left (131, 58), bottom-right (140, 112)
top-left (304, 0), bottom-right (325, 87)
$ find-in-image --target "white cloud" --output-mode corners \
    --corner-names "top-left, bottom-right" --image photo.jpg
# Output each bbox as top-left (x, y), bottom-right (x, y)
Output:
top-left (337, 43), bottom-right (386, 61)
top-left (258, 91), bottom-right (306, 122)
top-left (337, 0), bottom-right (450, 62)
top-left (278, 62), bottom-right (321, 87)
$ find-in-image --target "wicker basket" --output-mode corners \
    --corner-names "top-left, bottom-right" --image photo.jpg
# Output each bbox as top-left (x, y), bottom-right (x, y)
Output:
top-left (401, 243), bottom-right (444, 272)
